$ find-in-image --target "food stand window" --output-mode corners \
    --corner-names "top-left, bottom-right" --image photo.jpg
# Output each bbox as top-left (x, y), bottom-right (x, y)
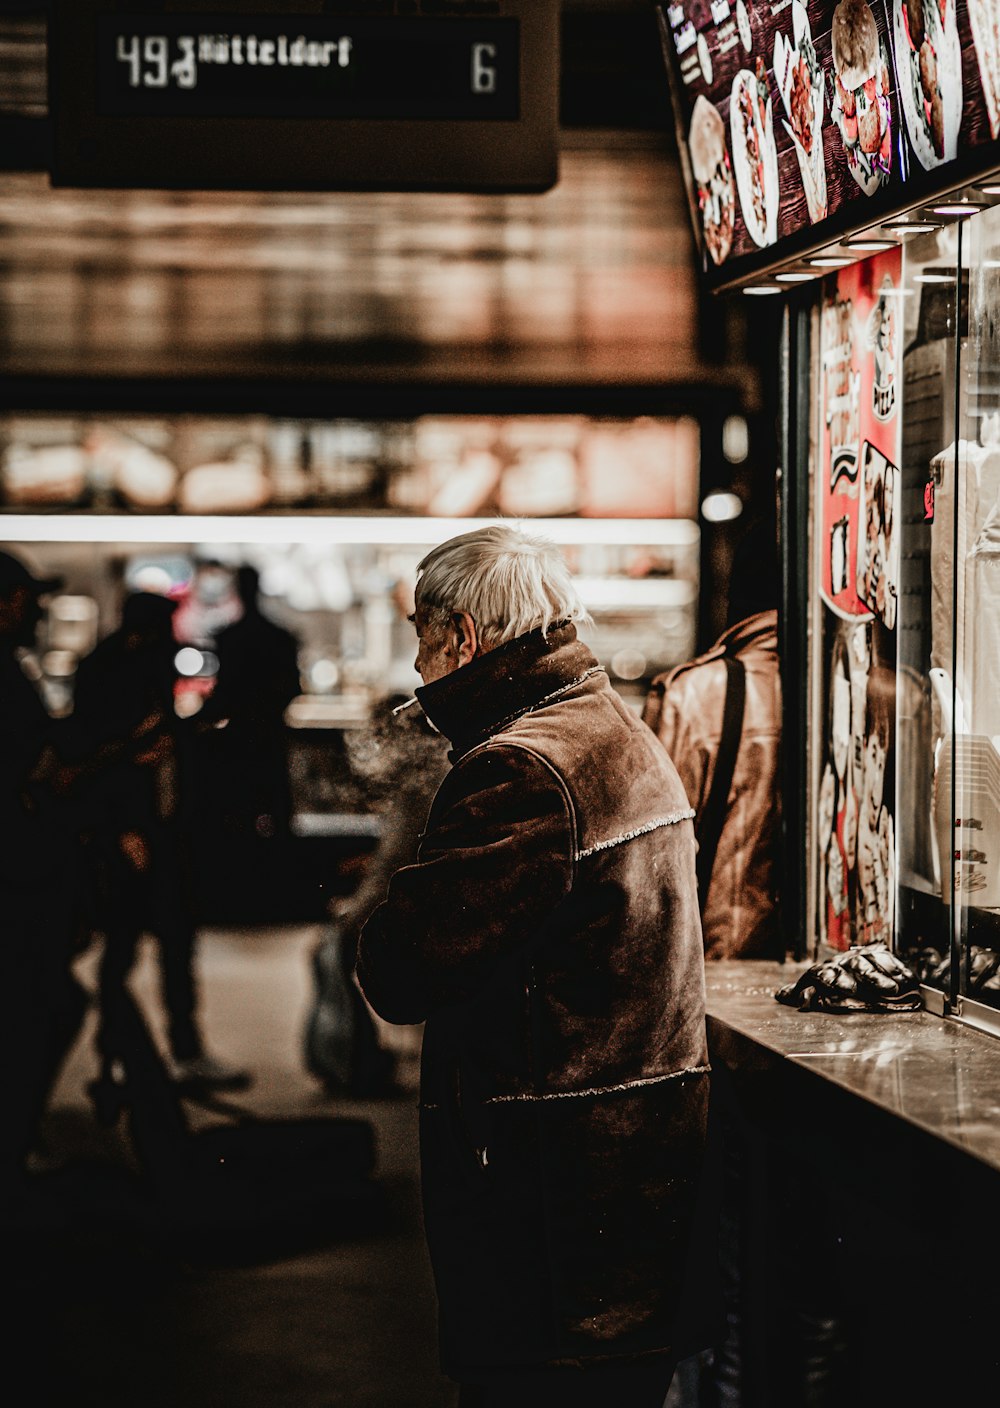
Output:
top-left (808, 223), bottom-right (1000, 1029)
top-left (657, 0), bottom-right (1000, 1034)
top-left (949, 208), bottom-right (1000, 1027)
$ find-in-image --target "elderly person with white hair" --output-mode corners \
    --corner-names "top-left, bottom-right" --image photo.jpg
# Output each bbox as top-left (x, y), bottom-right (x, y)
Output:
top-left (357, 524), bottom-right (715, 1408)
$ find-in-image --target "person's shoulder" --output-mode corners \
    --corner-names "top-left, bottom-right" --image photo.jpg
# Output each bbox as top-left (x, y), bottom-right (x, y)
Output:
top-left (648, 641), bottom-right (727, 697)
top-left (451, 734), bottom-right (573, 799)
top-left (726, 608), bottom-right (779, 658)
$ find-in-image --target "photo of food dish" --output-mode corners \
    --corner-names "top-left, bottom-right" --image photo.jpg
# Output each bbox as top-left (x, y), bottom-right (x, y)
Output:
top-left (688, 95), bottom-right (737, 266)
top-left (729, 62), bottom-right (779, 247)
top-left (773, 1), bottom-right (828, 222)
top-left (830, 0), bottom-right (893, 195)
top-left (892, 0), bottom-right (962, 168)
top-left (967, 0), bottom-right (1000, 138)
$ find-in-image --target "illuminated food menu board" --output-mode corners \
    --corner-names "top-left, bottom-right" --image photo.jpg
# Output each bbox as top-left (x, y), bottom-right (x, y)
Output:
top-left (657, 1), bottom-right (1000, 286)
top-left (51, 1), bottom-right (557, 193)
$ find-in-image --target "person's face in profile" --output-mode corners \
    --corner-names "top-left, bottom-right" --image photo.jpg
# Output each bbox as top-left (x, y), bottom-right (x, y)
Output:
top-left (412, 609), bottom-right (454, 686)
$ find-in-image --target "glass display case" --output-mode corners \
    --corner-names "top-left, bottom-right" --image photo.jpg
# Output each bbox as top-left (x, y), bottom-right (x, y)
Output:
top-left (806, 213), bottom-right (1000, 1036)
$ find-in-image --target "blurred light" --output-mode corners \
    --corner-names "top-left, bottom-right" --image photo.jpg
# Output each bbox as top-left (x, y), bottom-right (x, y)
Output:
top-left (310, 658), bottom-right (339, 691)
top-left (175, 647), bottom-right (205, 676)
top-left (132, 564), bottom-right (174, 594)
top-left (743, 285), bottom-right (782, 295)
top-left (722, 416), bottom-right (749, 464)
top-left (774, 272), bottom-right (815, 282)
top-left (844, 240), bottom-right (896, 251)
top-left (50, 595), bottom-right (96, 621)
top-left (809, 257), bottom-right (851, 268)
top-left (200, 650), bottom-right (220, 676)
top-left (701, 491), bottom-right (744, 523)
top-left (41, 649), bottom-right (77, 678)
top-left (978, 184), bottom-right (1000, 196)
top-left (610, 649), bottom-right (647, 681)
top-left (914, 272), bottom-right (955, 284)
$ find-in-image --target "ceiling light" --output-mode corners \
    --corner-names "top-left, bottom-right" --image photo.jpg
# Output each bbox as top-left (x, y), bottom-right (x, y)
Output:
top-left (881, 221), bottom-right (939, 235)
top-left (809, 257), bottom-right (852, 268)
top-left (914, 272), bottom-right (955, 284)
top-left (743, 285), bottom-right (783, 295)
top-left (844, 240), bottom-right (897, 250)
top-left (774, 271), bottom-right (815, 282)
top-left (929, 201), bottom-right (987, 217)
top-left (977, 184), bottom-right (1000, 196)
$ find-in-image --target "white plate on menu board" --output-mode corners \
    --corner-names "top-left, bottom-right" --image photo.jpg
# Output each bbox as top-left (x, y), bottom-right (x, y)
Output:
top-left (892, 0), bottom-right (963, 169)
top-left (729, 67), bottom-right (779, 247)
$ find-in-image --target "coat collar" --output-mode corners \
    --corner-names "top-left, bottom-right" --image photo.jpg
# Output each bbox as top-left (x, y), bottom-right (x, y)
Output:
top-left (415, 621), bottom-right (603, 757)
top-left (717, 609), bottom-right (778, 655)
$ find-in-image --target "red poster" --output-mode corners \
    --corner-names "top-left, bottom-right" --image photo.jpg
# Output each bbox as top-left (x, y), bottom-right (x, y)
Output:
top-left (818, 247), bottom-right (901, 620)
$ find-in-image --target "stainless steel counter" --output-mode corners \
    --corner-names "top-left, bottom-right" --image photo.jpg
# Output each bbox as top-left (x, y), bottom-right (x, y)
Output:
top-left (704, 960), bottom-right (1000, 1177)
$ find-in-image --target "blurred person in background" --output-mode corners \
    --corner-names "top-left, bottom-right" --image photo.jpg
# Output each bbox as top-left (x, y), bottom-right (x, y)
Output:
top-left (199, 563), bottom-right (301, 845)
top-left (0, 550), bottom-right (89, 1192)
top-left (70, 590), bottom-right (249, 1119)
top-left (357, 524), bottom-right (717, 1408)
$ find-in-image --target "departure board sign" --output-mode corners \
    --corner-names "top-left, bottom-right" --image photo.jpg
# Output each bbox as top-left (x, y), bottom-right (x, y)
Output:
top-left (52, 1), bottom-right (557, 192)
top-left (657, 1), bottom-right (1000, 290)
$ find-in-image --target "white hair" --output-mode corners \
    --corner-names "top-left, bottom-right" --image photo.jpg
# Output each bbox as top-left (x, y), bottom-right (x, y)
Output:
top-left (414, 523), bottom-right (591, 649)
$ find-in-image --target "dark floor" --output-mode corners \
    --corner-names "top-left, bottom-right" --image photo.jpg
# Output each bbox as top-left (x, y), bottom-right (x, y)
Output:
top-left (16, 924), bottom-right (459, 1408)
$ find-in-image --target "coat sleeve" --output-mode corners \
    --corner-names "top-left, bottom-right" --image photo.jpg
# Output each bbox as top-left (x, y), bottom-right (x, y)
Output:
top-left (356, 743), bottom-right (574, 1025)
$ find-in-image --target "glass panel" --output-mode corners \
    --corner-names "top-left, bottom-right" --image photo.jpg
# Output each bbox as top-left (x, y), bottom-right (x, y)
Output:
top-left (811, 252), bottom-right (903, 953)
top-left (894, 229), bottom-right (965, 999)
top-left (954, 211), bottom-right (1000, 1013)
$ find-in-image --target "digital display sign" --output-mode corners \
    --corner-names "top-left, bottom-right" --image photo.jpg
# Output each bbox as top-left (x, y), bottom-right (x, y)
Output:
top-left (51, 1), bottom-right (556, 193)
top-left (96, 14), bottom-right (519, 121)
top-left (657, 1), bottom-right (1000, 289)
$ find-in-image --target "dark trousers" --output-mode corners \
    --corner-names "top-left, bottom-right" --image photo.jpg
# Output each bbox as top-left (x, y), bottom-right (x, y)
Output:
top-left (95, 825), bottom-right (201, 1068)
top-left (1, 864), bottom-right (89, 1187)
top-left (458, 1356), bottom-right (677, 1408)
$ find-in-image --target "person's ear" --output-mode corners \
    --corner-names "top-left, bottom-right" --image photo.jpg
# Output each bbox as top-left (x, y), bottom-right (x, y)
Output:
top-left (451, 611), bottom-right (480, 666)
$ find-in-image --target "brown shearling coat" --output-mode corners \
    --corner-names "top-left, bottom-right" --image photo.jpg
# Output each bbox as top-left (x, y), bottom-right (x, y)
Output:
top-left (357, 624), bottom-right (712, 1380)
